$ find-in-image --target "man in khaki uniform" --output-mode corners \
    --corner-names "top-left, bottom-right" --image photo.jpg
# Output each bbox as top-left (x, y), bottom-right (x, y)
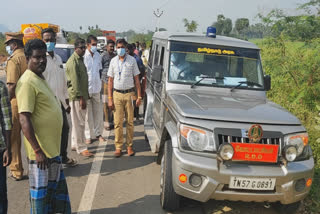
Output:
top-left (107, 39), bottom-right (141, 157)
top-left (5, 32), bottom-right (27, 181)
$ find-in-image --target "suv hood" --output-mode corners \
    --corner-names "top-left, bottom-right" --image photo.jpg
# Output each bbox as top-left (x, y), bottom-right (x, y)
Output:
top-left (168, 91), bottom-right (300, 125)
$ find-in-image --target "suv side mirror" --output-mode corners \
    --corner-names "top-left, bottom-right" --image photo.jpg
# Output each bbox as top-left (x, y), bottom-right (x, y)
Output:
top-left (151, 65), bottom-right (163, 83)
top-left (264, 75), bottom-right (271, 91)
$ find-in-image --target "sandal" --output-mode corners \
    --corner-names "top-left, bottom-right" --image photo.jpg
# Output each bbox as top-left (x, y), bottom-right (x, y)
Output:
top-left (62, 158), bottom-right (78, 167)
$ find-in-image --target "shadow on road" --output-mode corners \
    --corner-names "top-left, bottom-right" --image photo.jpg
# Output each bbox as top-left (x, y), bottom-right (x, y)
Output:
top-left (75, 195), bottom-right (204, 214)
top-left (65, 130), bottom-right (156, 178)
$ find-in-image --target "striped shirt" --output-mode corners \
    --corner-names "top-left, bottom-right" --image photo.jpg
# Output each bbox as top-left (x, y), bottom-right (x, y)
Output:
top-left (0, 81), bottom-right (12, 152)
top-left (107, 54), bottom-right (140, 90)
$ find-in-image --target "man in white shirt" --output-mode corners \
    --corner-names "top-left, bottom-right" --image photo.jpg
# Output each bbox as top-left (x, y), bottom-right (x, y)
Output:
top-left (108, 39), bottom-right (141, 157)
top-left (42, 28), bottom-right (77, 167)
top-left (84, 35), bottom-right (104, 144)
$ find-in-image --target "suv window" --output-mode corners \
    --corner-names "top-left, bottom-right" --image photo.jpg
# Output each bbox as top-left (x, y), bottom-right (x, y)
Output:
top-left (55, 47), bottom-right (74, 63)
top-left (168, 42), bottom-right (264, 90)
top-left (160, 47), bottom-right (165, 66)
top-left (154, 45), bottom-right (160, 66)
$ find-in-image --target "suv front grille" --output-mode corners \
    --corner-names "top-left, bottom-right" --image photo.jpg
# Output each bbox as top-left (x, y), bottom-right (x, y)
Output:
top-left (214, 128), bottom-right (284, 154)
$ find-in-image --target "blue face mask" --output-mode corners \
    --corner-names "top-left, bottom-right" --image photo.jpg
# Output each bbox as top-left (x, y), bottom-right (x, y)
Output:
top-left (6, 46), bottom-right (13, 55)
top-left (46, 42), bottom-right (55, 52)
top-left (91, 46), bottom-right (98, 53)
top-left (117, 48), bottom-right (126, 57)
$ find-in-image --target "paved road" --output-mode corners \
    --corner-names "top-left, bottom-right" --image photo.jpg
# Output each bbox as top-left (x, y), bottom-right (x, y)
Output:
top-left (1, 69), bottom-right (281, 214)
top-left (6, 121), bottom-right (280, 214)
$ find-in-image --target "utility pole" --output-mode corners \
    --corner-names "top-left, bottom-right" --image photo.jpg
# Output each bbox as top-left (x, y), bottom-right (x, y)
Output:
top-left (153, 8), bottom-right (164, 32)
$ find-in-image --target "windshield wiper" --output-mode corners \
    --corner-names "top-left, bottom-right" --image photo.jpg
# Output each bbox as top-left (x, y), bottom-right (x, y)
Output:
top-left (191, 75), bottom-right (224, 88)
top-left (230, 81), bottom-right (263, 92)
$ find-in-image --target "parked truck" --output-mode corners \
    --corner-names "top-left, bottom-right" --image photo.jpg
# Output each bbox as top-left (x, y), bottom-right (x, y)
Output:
top-left (21, 23), bottom-right (68, 44)
top-left (97, 30), bottom-right (116, 52)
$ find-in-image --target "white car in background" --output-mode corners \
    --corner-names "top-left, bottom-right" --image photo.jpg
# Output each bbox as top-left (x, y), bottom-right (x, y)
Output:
top-left (97, 36), bottom-right (107, 52)
top-left (55, 43), bottom-right (74, 69)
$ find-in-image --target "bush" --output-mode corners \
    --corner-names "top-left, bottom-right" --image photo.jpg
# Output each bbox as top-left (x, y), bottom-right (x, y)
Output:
top-left (256, 37), bottom-right (320, 211)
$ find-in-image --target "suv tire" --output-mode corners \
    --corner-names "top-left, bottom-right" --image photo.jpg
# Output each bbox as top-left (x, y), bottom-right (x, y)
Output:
top-left (274, 201), bottom-right (301, 214)
top-left (160, 140), bottom-right (180, 211)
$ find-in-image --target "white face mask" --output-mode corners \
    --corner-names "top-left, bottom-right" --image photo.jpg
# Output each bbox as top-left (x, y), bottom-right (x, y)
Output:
top-left (6, 46), bottom-right (13, 55)
top-left (91, 46), bottom-right (98, 53)
top-left (117, 48), bottom-right (126, 57)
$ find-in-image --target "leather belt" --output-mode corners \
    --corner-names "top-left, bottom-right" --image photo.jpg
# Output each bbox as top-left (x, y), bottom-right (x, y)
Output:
top-left (114, 88), bottom-right (135, 94)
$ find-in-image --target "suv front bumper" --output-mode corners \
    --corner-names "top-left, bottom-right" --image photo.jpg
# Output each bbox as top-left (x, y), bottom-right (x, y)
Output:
top-left (172, 148), bottom-right (314, 204)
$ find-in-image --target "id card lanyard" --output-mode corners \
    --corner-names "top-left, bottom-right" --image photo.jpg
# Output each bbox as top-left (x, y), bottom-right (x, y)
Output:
top-left (118, 56), bottom-right (126, 80)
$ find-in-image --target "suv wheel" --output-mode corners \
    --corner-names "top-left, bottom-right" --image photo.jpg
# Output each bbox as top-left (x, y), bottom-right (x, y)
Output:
top-left (274, 201), bottom-right (301, 214)
top-left (160, 140), bottom-right (180, 211)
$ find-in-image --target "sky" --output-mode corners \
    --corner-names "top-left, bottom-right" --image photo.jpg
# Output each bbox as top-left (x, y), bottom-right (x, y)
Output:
top-left (0, 0), bottom-right (309, 33)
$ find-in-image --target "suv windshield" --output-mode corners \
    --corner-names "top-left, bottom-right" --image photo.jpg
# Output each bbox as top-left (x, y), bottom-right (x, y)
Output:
top-left (169, 42), bottom-right (264, 90)
top-left (55, 47), bottom-right (74, 63)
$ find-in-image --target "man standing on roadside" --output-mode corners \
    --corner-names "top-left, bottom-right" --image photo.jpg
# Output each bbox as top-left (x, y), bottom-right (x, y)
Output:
top-left (84, 35), bottom-right (104, 144)
top-left (66, 38), bottom-right (94, 157)
top-left (4, 32), bottom-right (27, 181)
top-left (0, 80), bottom-right (12, 214)
top-left (41, 28), bottom-right (77, 167)
top-left (108, 39), bottom-right (142, 157)
top-left (101, 39), bottom-right (116, 130)
top-left (16, 39), bottom-right (71, 213)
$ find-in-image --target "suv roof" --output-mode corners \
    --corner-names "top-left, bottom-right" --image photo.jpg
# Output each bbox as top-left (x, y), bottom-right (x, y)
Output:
top-left (153, 31), bottom-right (259, 50)
top-left (55, 43), bottom-right (74, 49)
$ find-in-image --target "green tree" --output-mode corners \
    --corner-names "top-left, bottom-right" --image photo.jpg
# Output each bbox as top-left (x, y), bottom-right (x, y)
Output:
top-left (183, 18), bottom-right (198, 32)
top-left (299, 0), bottom-right (320, 15)
top-left (213, 15), bottom-right (233, 36)
top-left (235, 18), bottom-right (250, 34)
top-left (79, 26), bottom-right (82, 32)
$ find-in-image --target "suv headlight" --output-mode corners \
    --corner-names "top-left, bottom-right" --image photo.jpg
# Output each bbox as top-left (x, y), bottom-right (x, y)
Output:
top-left (284, 133), bottom-right (308, 157)
top-left (180, 125), bottom-right (215, 152)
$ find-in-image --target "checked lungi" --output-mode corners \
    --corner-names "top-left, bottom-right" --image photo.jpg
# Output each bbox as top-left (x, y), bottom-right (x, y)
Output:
top-left (28, 156), bottom-right (71, 214)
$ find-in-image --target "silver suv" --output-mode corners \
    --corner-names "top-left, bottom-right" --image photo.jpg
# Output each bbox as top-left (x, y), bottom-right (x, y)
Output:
top-left (144, 30), bottom-right (314, 213)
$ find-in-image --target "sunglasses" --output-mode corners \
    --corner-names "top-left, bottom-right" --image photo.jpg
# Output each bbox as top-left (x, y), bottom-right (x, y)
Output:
top-left (76, 46), bottom-right (86, 50)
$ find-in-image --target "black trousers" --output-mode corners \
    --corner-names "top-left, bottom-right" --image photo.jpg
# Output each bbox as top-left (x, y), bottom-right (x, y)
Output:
top-left (0, 151), bottom-right (8, 214)
top-left (60, 105), bottom-right (70, 162)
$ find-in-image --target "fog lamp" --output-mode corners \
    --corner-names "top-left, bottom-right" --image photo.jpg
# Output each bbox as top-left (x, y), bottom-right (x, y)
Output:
top-left (189, 174), bottom-right (202, 188)
top-left (295, 179), bottom-right (306, 192)
top-left (283, 146), bottom-right (297, 162)
top-left (306, 178), bottom-right (312, 187)
top-left (179, 174), bottom-right (187, 183)
top-left (218, 143), bottom-right (234, 161)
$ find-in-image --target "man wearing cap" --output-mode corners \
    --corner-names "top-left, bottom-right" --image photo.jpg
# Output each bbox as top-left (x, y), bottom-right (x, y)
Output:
top-left (4, 32), bottom-right (27, 181)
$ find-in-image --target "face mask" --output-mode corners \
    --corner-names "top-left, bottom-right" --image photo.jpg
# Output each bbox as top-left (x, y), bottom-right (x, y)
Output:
top-left (6, 46), bottom-right (13, 55)
top-left (91, 46), bottom-right (98, 53)
top-left (46, 42), bottom-right (55, 52)
top-left (117, 48), bottom-right (126, 57)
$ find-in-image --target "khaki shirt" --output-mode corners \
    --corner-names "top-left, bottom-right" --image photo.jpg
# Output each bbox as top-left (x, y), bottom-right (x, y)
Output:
top-left (6, 48), bottom-right (27, 84)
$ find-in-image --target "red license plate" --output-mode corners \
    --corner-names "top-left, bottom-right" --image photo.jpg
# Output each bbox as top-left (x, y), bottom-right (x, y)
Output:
top-left (231, 143), bottom-right (279, 163)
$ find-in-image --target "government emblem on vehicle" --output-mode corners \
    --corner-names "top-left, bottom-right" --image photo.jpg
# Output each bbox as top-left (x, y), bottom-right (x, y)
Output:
top-left (248, 124), bottom-right (263, 143)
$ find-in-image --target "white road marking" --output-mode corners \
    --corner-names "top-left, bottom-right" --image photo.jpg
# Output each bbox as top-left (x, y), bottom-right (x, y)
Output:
top-left (77, 131), bottom-right (110, 214)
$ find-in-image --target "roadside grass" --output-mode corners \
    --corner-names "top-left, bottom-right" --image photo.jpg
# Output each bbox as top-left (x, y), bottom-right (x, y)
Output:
top-left (255, 38), bottom-right (320, 212)
top-left (307, 167), bottom-right (320, 212)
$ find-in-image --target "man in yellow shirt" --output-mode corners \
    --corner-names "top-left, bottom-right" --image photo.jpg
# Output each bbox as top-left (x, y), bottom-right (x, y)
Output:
top-left (4, 32), bottom-right (27, 181)
top-left (16, 39), bottom-right (71, 213)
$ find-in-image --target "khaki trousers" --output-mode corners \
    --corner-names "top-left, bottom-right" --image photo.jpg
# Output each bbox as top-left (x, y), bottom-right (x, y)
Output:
top-left (9, 98), bottom-right (23, 178)
top-left (85, 93), bottom-right (103, 139)
top-left (113, 91), bottom-right (135, 150)
top-left (70, 100), bottom-right (88, 154)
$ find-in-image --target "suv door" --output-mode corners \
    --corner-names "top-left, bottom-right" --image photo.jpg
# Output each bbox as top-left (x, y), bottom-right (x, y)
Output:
top-left (152, 45), bottom-right (166, 132)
